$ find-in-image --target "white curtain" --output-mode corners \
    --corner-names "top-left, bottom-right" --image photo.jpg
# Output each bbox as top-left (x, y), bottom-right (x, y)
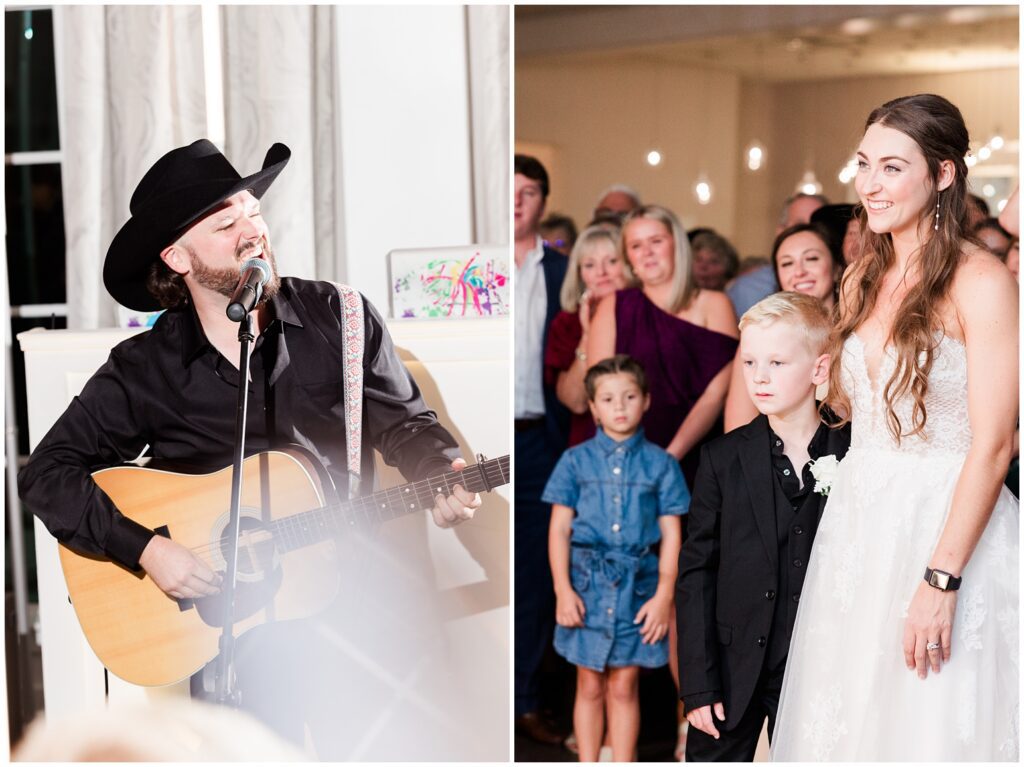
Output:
top-left (56, 5), bottom-right (507, 330)
top-left (220, 5), bottom-right (339, 284)
top-left (466, 6), bottom-right (509, 246)
top-left (57, 6), bottom-right (207, 329)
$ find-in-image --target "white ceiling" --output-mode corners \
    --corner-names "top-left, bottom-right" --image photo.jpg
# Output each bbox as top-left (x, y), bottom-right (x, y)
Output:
top-left (516, 5), bottom-right (1020, 83)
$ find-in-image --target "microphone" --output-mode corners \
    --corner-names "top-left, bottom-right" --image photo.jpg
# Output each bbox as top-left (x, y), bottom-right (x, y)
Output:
top-left (226, 258), bottom-right (272, 322)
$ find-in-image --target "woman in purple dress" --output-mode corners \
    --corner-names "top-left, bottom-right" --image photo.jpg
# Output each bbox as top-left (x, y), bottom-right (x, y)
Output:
top-left (587, 205), bottom-right (738, 487)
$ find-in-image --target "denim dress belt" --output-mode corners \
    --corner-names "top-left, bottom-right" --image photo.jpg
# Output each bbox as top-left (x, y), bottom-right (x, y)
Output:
top-left (554, 542), bottom-right (666, 671)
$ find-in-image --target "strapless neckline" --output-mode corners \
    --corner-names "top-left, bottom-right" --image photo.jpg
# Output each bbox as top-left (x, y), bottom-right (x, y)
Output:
top-left (842, 330), bottom-right (970, 454)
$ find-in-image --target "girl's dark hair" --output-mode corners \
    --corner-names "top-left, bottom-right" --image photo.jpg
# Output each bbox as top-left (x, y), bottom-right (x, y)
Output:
top-left (826, 94), bottom-right (971, 442)
top-left (584, 354), bottom-right (648, 400)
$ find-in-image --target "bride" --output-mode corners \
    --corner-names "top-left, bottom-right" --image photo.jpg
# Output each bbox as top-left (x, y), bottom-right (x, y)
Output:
top-left (771, 94), bottom-right (1019, 761)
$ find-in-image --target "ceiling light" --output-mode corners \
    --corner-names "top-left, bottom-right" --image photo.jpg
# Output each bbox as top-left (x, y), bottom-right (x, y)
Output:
top-left (978, 146), bottom-right (992, 161)
top-left (982, 184), bottom-right (996, 198)
top-left (989, 135), bottom-right (1005, 151)
top-left (646, 150), bottom-right (662, 167)
top-left (965, 154), bottom-right (978, 168)
top-left (797, 170), bottom-right (822, 196)
top-left (746, 143), bottom-right (764, 171)
top-left (695, 179), bottom-right (712, 205)
top-left (840, 18), bottom-right (875, 35)
top-left (945, 7), bottom-right (987, 24)
top-left (838, 158), bottom-right (858, 185)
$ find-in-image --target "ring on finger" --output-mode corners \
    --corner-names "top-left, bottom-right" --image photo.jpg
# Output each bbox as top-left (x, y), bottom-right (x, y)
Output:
top-left (926, 641), bottom-right (941, 651)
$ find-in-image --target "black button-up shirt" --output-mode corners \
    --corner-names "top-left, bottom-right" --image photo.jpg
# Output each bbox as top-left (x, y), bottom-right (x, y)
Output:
top-left (18, 278), bottom-right (460, 570)
top-left (765, 419), bottom-right (832, 671)
top-left (767, 421), bottom-right (831, 506)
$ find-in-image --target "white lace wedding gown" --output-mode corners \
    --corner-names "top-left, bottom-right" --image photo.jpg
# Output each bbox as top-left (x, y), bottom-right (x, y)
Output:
top-left (772, 334), bottom-right (1019, 761)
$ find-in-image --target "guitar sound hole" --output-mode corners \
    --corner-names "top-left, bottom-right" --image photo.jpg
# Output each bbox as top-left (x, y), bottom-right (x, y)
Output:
top-left (193, 516), bottom-right (285, 627)
top-left (218, 517), bottom-right (279, 583)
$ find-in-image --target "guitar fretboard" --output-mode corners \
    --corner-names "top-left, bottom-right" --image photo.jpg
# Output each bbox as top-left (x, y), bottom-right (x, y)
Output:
top-left (267, 455), bottom-right (509, 552)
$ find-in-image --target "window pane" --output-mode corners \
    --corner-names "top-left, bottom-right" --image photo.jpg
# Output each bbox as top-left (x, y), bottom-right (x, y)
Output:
top-left (5, 9), bottom-right (59, 153)
top-left (5, 163), bottom-right (65, 305)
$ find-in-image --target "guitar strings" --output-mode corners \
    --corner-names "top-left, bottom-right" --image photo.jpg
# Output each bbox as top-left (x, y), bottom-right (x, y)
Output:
top-left (184, 458), bottom-right (509, 560)
top-left (186, 465), bottom-right (508, 559)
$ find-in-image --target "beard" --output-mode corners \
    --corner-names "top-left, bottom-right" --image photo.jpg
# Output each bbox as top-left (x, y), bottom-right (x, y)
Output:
top-left (187, 239), bottom-right (281, 305)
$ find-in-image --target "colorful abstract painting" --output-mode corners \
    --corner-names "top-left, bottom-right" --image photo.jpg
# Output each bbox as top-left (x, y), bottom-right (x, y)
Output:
top-left (390, 246), bottom-right (509, 319)
top-left (117, 306), bottom-right (164, 329)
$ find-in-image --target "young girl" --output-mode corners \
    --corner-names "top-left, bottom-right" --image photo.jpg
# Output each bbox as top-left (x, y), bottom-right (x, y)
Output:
top-left (544, 355), bottom-right (689, 762)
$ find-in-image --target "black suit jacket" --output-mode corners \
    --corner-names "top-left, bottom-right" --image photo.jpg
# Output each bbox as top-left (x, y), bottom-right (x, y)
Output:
top-left (675, 414), bottom-right (851, 729)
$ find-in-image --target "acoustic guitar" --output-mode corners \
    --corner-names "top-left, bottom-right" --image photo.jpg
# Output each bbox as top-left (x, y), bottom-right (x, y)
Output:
top-left (58, 448), bottom-right (509, 687)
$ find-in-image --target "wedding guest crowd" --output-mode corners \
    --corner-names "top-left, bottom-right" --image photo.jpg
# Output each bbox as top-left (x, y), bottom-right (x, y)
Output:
top-left (514, 100), bottom-right (1019, 760)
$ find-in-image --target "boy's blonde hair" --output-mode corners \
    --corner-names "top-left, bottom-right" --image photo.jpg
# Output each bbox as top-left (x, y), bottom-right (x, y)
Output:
top-left (739, 292), bottom-right (832, 355)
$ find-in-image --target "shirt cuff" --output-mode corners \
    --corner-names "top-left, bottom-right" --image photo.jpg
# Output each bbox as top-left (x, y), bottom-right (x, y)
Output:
top-left (420, 452), bottom-right (460, 481)
top-left (104, 515), bottom-right (156, 571)
top-left (683, 690), bottom-right (722, 712)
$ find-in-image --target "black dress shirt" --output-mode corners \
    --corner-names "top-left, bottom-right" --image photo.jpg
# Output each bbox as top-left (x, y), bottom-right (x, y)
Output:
top-left (767, 421), bottom-right (831, 505)
top-left (18, 278), bottom-right (460, 570)
top-left (765, 420), bottom-right (833, 670)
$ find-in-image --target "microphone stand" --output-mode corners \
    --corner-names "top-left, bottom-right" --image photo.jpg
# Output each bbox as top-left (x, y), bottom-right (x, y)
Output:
top-left (213, 307), bottom-right (258, 706)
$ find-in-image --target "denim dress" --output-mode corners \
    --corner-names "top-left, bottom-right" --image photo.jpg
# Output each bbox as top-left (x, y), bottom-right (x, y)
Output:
top-left (542, 428), bottom-right (690, 671)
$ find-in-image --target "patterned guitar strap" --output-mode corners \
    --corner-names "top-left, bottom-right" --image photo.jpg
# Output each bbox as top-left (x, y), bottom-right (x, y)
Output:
top-left (328, 282), bottom-right (365, 500)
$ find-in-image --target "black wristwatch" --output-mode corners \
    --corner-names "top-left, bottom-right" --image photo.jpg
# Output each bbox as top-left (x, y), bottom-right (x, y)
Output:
top-left (924, 567), bottom-right (962, 591)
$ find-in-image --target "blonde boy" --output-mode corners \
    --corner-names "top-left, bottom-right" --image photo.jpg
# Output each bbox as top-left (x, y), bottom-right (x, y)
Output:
top-left (675, 292), bottom-right (851, 761)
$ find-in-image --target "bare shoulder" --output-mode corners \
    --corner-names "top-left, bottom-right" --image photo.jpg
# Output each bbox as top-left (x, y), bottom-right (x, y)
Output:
top-left (950, 246), bottom-right (1018, 332)
top-left (952, 246), bottom-right (1017, 296)
top-left (695, 289), bottom-right (739, 337)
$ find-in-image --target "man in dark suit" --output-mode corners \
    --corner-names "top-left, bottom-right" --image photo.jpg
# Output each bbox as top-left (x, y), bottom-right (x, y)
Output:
top-left (513, 154), bottom-right (570, 746)
top-left (676, 293), bottom-right (851, 761)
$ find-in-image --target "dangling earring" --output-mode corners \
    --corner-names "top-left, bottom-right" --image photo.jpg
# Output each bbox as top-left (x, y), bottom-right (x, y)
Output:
top-left (934, 191), bottom-right (941, 231)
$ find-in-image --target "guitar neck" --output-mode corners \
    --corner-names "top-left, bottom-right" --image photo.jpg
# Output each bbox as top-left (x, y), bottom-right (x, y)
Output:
top-left (269, 455), bottom-right (509, 551)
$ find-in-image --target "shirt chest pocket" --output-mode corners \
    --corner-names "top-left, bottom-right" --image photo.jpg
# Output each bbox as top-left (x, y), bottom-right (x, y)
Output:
top-left (298, 379), bottom-right (344, 403)
top-left (292, 355), bottom-right (345, 406)
top-left (630, 480), bottom-right (659, 509)
top-left (286, 377), bottom-right (347, 430)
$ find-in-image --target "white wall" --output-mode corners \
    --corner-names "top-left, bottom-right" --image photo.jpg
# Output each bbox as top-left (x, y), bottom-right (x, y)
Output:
top-left (743, 67), bottom-right (1020, 256)
top-left (336, 6), bottom-right (475, 312)
top-left (517, 61), bottom-right (1019, 259)
top-left (516, 60), bottom-right (741, 236)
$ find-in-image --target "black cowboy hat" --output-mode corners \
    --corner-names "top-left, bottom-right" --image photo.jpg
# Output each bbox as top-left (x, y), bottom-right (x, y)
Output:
top-left (103, 139), bottom-right (291, 311)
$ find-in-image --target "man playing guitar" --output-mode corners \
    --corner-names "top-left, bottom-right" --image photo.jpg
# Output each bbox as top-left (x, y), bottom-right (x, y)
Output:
top-left (18, 139), bottom-right (482, 755)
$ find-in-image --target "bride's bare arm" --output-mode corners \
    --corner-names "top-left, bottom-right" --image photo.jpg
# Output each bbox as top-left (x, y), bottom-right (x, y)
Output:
top-left (903, 253), bottom-right (1018, 678)
top-left (932, 254), bottom-right (1018, 574)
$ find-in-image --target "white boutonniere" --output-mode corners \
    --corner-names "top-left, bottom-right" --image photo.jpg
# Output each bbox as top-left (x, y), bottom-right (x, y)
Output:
top-left (808, 455), bottom-right (840, 496)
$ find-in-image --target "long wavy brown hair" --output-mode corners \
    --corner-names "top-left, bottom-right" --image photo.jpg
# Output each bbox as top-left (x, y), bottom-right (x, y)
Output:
top-left (826, 94), bottom-right (970, 442)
